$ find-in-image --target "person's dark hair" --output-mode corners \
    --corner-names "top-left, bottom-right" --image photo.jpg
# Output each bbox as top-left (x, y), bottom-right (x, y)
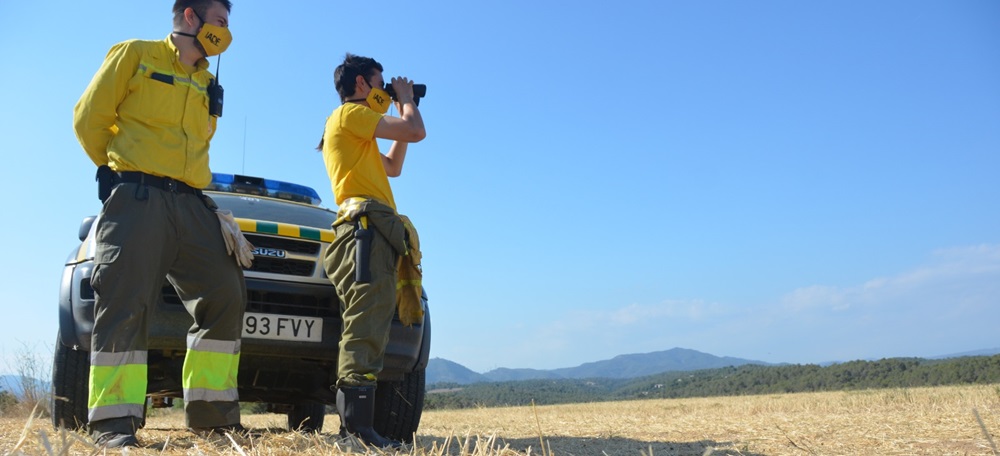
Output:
top-left (317, 53), bottom-right (384, 151)
top-left (173, 0), bottom-right (232, 26)
top-left (334, 53), bottom-right (384, 102)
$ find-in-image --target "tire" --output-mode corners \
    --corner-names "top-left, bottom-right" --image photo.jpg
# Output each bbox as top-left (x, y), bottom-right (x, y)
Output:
top-left (287, 401), bottom-right (326, 433)
top-left (51, 332), bottom-right (90, 431)
top-left (373, 368), bottom-right (425, 443)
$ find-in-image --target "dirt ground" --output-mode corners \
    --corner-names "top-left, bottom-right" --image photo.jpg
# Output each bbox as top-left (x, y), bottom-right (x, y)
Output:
top-left (1, 384), bottom-right (998, 455)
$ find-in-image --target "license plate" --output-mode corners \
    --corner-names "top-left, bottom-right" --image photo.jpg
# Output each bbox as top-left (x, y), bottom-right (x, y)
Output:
top-left (242, 312), bottom-right (322, 342)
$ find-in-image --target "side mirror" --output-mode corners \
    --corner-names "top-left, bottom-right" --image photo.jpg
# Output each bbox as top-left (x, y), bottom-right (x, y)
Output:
top-left (79, 216), bottom-right (97, 242)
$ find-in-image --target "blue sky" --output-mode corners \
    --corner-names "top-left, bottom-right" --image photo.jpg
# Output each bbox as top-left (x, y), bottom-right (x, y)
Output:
top-left (0, 1), bottom-right (998, 375)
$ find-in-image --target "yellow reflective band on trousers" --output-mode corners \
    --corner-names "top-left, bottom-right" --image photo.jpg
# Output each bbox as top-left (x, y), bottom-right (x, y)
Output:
top-left (89, 350), bottom-right (147, 422)
top-left (182, 335), bottom-right (240, 402)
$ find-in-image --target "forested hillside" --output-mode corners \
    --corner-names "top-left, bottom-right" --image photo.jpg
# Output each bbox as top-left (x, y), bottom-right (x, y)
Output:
top-left (426, 355), bottom-right (1000, 409)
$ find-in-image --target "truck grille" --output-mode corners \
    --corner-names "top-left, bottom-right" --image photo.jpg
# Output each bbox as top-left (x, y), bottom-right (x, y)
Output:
top-left (247, 290), bottom-right (336, 318)
top-left (243, 234), bottom-right (323, 277)
top-left (250, 257), bottom-right (316, 276)
top-left (161, 286), bottom-right (337, 318)
top-left (245, 234), bottom-right (321, 255)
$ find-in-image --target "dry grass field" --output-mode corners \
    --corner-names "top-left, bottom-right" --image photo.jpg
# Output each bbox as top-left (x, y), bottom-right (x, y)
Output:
top-left (1, 384), bottom-right (998, 455)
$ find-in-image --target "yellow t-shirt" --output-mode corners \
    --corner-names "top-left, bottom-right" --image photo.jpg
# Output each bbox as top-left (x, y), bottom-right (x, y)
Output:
top-left (321, 103), bottom-right (396, 210)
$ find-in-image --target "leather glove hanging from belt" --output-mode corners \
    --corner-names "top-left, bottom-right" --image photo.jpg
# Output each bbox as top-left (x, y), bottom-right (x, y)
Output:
top-left (216, 210), bottom-right (255, 268)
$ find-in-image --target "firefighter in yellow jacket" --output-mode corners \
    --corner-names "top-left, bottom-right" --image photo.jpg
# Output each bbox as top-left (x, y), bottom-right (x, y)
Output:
top-left (317, 53), bottom-right (426, 448)
top-left (72, 0), bottom-right (250, 448)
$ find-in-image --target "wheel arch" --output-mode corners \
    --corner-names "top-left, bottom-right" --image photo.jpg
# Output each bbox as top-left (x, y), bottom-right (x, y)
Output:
top-left (414, 294), bottom-right (431, 372)
top-left (57, 259), bottom-right (82, 349)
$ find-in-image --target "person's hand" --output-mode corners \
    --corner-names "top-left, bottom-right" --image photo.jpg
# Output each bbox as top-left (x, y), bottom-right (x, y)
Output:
top-left (390, 77), bottom-right (415, 104)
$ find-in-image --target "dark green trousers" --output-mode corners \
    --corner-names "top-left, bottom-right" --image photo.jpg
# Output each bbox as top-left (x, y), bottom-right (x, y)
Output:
top-left (89, 182), bottom-right (245, 433)
top-left (323, 219), bottom-right (399, 387)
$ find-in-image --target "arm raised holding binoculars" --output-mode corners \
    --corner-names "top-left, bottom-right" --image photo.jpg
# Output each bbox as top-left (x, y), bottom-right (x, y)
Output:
top-left (375, 77), bottom-right (425, 141)
top-left (376, 76), bottom-right (425, 177)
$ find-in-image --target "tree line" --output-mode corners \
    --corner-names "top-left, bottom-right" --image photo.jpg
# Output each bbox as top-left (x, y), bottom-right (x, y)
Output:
top-left (0, 390), bottom-right (16, 413)
top-left (424, 355), bottom-right (1000, 410)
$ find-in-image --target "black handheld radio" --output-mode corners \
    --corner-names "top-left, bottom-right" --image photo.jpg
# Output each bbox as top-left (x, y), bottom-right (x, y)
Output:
top-left (208, 56), bottom-right (224, 117)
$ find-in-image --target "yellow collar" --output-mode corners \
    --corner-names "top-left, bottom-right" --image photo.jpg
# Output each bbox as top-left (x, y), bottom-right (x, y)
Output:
top-left (165, 34), bottom-right (210, 73)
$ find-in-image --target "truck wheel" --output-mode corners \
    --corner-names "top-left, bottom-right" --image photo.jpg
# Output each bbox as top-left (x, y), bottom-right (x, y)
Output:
top-left (51, 332), bottom-right (89, 431)
top-left (374, 368), bottom-right (425, 443)
top-left (287, 401), bottom-right (326, 433)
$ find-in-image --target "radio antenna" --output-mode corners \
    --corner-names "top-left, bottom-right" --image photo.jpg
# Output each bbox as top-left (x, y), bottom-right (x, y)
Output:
top-left (242, 116), bottom-right (247, 174)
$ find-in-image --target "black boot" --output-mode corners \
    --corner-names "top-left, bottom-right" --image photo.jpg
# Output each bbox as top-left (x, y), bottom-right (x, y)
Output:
top-left (336, 386), bottom-right (401, 449)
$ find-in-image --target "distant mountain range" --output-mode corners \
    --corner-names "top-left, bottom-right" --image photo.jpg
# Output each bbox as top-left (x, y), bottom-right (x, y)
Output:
top-left (428, 347), bottom-right (776, 385)
top-left (930, 348), bottom-right (1000, 359)
top-left (427, 346), bottom-right (1000, 386)
top-left (0, 375), bottom-right (49, 399)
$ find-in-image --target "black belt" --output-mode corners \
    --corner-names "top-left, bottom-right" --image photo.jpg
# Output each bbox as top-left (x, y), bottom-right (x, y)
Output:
top-left (116, 171), bottom-right (201, 195)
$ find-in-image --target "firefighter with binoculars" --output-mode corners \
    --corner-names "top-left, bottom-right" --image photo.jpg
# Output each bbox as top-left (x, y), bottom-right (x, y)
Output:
top-left (316, 52), bottom-right (426, 448)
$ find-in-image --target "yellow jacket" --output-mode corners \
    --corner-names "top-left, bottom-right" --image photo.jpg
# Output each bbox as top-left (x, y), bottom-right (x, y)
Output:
top-left (74, 35), bottom-right (218, 188)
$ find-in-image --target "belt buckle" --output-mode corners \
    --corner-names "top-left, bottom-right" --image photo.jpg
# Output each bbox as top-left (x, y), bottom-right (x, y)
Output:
top-left (165, 179), bottom-right (178, 192)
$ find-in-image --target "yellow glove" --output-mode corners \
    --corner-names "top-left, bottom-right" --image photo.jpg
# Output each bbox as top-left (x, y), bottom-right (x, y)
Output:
top-left (216, 210), bottom-right (254, 268)
top-left (396, 215), bottom-right (424, 326)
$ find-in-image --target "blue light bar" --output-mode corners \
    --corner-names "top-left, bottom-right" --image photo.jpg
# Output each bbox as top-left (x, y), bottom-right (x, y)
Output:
top-left (207, 173), bottom-right (322, 205)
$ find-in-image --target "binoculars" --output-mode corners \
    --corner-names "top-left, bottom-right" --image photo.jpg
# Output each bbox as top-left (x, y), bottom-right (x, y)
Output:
top-left (384, 83), bottom-right (427, 106)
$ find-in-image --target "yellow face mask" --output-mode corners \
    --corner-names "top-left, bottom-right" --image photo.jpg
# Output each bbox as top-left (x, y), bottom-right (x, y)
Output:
top-left (196, 22), bottom-right (232, 57)
top-left (366, 85), bottom-right (392, 115)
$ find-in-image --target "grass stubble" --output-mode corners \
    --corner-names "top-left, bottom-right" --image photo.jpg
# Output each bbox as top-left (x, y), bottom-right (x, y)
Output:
top-left (0, 384), bottom-right (998, 456)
